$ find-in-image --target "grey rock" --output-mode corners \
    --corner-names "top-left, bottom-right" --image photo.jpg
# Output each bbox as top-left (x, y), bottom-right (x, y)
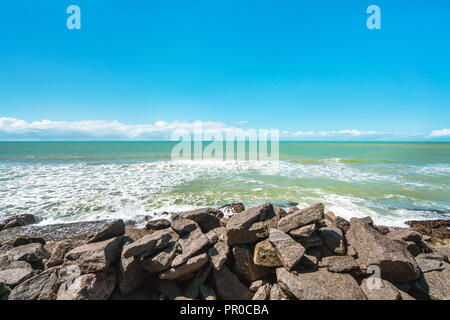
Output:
top-left (46, 240), bottom-right (75, 268)
top-left (0, 268), bottom-right (34, 288)
top-left (0, 254), bottom-right (32, 271)
top-left (171, 228), bottom-right (209, 267)
top-left (119, 238), bottom-right (148, 295)
top-left (360, 278), bottom-right (401, 300)
top-left (213, 265), bottom-right (253, 300)
top-left (140, 240), bottom-right (177, 273)
top-left (160, 253), bottom-right (208, 280)
top-left (268, 229), bottom-right (305, 271)
top-left (0, 214), bottom-right (39, 230)
top-left (9, 267), bottom-right (59, 300)
top-left (252, 283), bottom-right (271, 300)
top-left (319, 256), bottom-right (360, 273)
top-left (184, 264), bottom-right (211, 299)
top-left (171, 214), bottom-right (198, 235)
top-left (1, 236), bottom-right (45, 247)
top-left (122, 228), bottom-right (177, 258)
top-left (205, 227), bottom-right (226, 245)
top-left (269, 283), bottom-right (289, 300)
top-left (57, 269), bottom-right (117, 300)
top-left (278, 203), bottom-right (324, 233)
top-left (387, 228), bottom-right (422, 243)
top-left (290, 223), bottom-right (316, 238)
top-left (85, 219), bottom-right (125, 243)
top-left (184, 207), bottom-right (223, 233)
top-left (249, 279), bottom-right (267, 292)
top-left (208, 241), bottom-right (229, 270)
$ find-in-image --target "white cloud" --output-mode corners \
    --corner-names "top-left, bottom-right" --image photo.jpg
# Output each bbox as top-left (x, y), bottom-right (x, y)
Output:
top-left (428, 128), bottom-right (450, 138)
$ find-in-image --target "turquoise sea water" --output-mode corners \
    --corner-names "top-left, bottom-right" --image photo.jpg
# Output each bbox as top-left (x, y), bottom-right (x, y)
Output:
top-left (0, 141), bottom-right (449, 227)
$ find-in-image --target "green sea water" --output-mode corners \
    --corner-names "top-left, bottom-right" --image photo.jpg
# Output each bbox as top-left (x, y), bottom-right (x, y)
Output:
top-left (0, 141), bottom-right (449, 226)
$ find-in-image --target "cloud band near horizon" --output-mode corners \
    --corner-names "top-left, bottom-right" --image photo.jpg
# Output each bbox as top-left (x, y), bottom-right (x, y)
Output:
top-left (0, 117), bottom-right (448, 141)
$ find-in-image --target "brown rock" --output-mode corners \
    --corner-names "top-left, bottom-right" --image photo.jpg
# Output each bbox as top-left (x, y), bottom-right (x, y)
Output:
top-left (276, 268), bottom-right (367, 300)
top-left (0, 254), bottom-right (32, 271)
top-left (298, 233), bottom-right (323, 249)
top-left (213, 265), bottom-right (253, 300)
top-left (205, 227), bottom-right (226, 245)
top-left (319, 256), bottom-right (359, 273)
top-left (7, 243), bottom-right (50, 263)
top-left (208, 241), bottom-right (229, 270)
top-left (253, 239), bottom-right (282, 267)
top-left (0, 268), bottom-right (34, 288)
top-left (219, 203), bottom-right (245, 213)
top-left (157, 280), bottom-right (182, 300)
top-left (278, 203), bottom-right (324, 233)
top-left (0, 214), bottom-right (39, 230)
top-left (184, 207), bottom-right (223, 233)
top-left (269, 283), bottom-right (289, 300)
top-left (360, 278), bottom-right (401, 300)
top-left (160, 253), bottom-right (208, 280)
top-left (414, 268), bottom-right (450, 300)
top-left (57, 269), bottom-right (117, 300)
top-left (184, 264), bottom-right (211, 299)
top-left (405, 219), bottom-right (450, 240)
top-left (318, 224), bottom-right (346, 255)
top-left (171, 228), bottom-right (209, 267)
top-left (2, 236), bottom-right (45, 247)
top-left (145, 219), bottom-right (171, 231)
top-left (249, 279), bottom-right (267, 292)
top-left (85, 219), bottom-right (125, 243)
top-left (8, 267), bottom-right (59, 300)
top-left (346, 218), bottom-right (420, 283)
top-left (268, 229), bottom-right (305, 271)
top-left (119, 239), bottom-right (148, 295)
top-left (233, 244), bottom-right (270, 282)
top-left (46, 240), bottom-right (74, 268)
top-left (290, 224), bottom-right (316, 238)
top-left (64, 236), bottom-right (123, 273)
top-left (171, 214), bottom-right (198, 235)
top-left (140, 240), bottom-right (177, 273)
top-left (252, 283), bottom-right (271, 300)
top-left (122, 228), bottom-right (177, 258)
top-left (387, 228), bottom-right (422, 243)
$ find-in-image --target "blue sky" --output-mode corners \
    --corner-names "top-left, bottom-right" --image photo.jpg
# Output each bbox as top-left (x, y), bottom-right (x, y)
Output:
top-left (0, 0), bottom-right (449, 140)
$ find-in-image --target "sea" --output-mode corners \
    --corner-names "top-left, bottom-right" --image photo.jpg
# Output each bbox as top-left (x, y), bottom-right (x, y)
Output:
top-left (0, 141), bottom-right (449, 227)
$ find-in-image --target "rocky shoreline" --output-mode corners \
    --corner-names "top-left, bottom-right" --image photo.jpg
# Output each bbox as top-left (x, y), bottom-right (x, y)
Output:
top-left (0, 203), bottom-right (449, 300)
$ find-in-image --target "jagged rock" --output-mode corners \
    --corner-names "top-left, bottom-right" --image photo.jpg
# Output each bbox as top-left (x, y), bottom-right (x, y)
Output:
top-left (140, 240), bottom-right (177, 273)
top-left (276, 268), bottom-right (367, 300)
top-left (57, 269), bottom-right (117, 300)
top-left (360, 278), bottom-right (401, 300)
top-left (171, 228), bottom-right (209, 267)
top-left (85, 219), bottom-right (125, 243)
top-left (9, 267), bottom-right (59, 300)
top-left (269, 283), bottom-right (289, 300)
top-left (253, 239), bottom-right (282, 267)
top-left (205, 227), bottom-right (226, 245)
top-left (0, 214), bottom-right (39, 230)
top-left (252, 284), bottom-right (271, 300)
top-left (208, 241), bottom-right (229, 270)
top-left (406, 220), bottom-right (450, 240)
top-left (415, 258), bottom-right (447, 273)
top-left (122, 229), bottom-right (176, 259)
top-left (318, 224), bottom-right (346, 255)
top-left (298, 234), bottom-right (323, 249)
top-left (184, 264), bottom-right (211, 299)
top-left (346, 218), bottom-right (420, 283)
top-left (213, 265), bottom-right (253, 300)
top-left (199, 285), bottom-right (217, 300)
top-left (298, 252), bottom-right (319, 271)
top-left (249, 279), bottom-right (267, 292)
top-left (0, 254), bottom-right (32, 271)
top-left (325, 212), bottom-right (350, 233)
top-left (0, 268), bottom-right (34, 288)
top-left (290, 224), bottom-right (316, 238)
top-left (233, 244), bottom-right (270, 282)
top-left (145, 219), bottom-right (171, 231)
top-left (273, 205), bottom-right (288, 219)
top-left (119, 238), bottom-right (148, 295)
top-left (64, 236), bottom-right (123, 273)
top-left (219, 203), bottom-right (245, 214)
top-left (0, 282), bottom-right (10, 298)
top-left (268, 229), bottom-right (305, 271)
top-left (416, 251), bottom-right (448, 262)
top-left (2, 236), bottom-right (45, 247)
top-left (184, 208), bottom-right (223, 233)
top-left (7, 243), bottom-right (50, 263)
top-left (278, 203), bottom-right (324, 233)
top-left (171, 214), bottom-right (198, 235)
top-left (160, 253), bottom-right (208, 280)
top-left (46, 240), bottom-right (75, 268)
top-left (387, 228), bottom-right (422, 243)
top-left (414, 267), bottom-right (450, 300)
top-left (225, 203), bottom-right (275, 246)
top-left (319, 256), bottom-right (360, 273)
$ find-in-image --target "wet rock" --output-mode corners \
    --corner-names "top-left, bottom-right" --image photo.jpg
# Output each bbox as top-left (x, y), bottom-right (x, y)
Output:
top-left (0, 268), bottom-right (34, 288)
top-left (278, 203), bottom-right (324, 233)
top-left (57, 269), bottom-right (117, 300)
top-left (122, 228), bottom-right (177, 259)
top-left (226, 203), bottom-right (275, 246)
top-left (253, 239), bottom-right (282, 267)
top-left (319, 256), bottom-right (360, 273)
top-left (9, 267), bottom-right (59, 300)
top-left (233, 244), bottom-right (270, 282)
top-left (160, 253), bottom-right (208, 280)
top-left (64, 236), bottom-right (123, 273)
top-left (213, 265), bottom-right (253, 300)
top-left (140, 240), bottom-right (177, 273)
top-left (184, 207), bottom-right (223, 233)
top-left (298, 234), bottom-right (323, 249)
top-left (119, 238), bottom-right (148, 295)
top-left (406, 219), bottom-right (450, 240)
top-left (208, 241), bottom-right (229, 270)
top-left (387, 228), bottom-right (422, 243)
top-left (171, 228), bottom-right (209, 267)
top-left (199, 285), bottom-right (217, 300)
top-left (184, 264), bottom-right (211, 299)
top-left (346, 218), bottom-right (420, 283)
top-left (268, 229), bottom-right (305, 271)
top-left (414, 268), bottom-right (450, 300)
top-left (276, 268), bottom-right (367, 300)
top-left (219, 203), bottom-right (245, 214)
top-left (252, 283), bottom-right (271, 300)
top-left (290, 224), bottom-right (316, 238)
top-left (0, 214), bottom-right (39, 231)
top-left (360, 278), bottom-right (401, 300)
top-left (145, 219), bottom-right (171, 231)
top-left (85, 219), bottom-right (125, 243)
top-left (269, 283), bottom-right (289, 300)
top-left (7, 243), bottom-right (50, 263)
top-left (46, 240), bottom-right (75, 268)
top-left (171, 214), bottom-right (198, 235)
top-left (318, 225), bottom-right (346, 255)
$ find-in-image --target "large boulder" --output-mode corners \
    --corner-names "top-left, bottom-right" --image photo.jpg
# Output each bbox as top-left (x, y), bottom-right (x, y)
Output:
top-left (276, 268), bottom-right (367, 300)
top-left (225, 203), bottom-right (275, 246)
top-left (318, 224), bottom-right (346, 255)
top-left (183, 208), bottom-right (223, 233)
top-left (64, 236), bottom-right (123, 273)
top-left (145, 219), bottom-right (171, 231)
top-left (360, 278), bottom-right (401, 300)
top-left (213, 265), bottom-right (253, 300)
top-left (184, 264), bottom-right (211, 299)
top-left (85, 219), bottom-right (125, 243)
top-left (232, 244), bottom-right (270, 282)
top-left (119, 238), bottom-right (148, 295)
top-left (208, 241), bottom-right (229, 270)
top-left (253, 239), bottom-right (282, 267)
top-left (0, 214), bottom-right (39, 231)
top-left (8, 267), bottom-right (59, 300)
top-left (160, 253), bottom-right (208, 280)
top-left (57, 269), bottom-right (117, 300)
top-left (122, 228), bottom-right (177, 259)
top-left (278, 203), bottom-right (324, 233)
top-left (7, 243), bottom-right (50, 263)
top-left (268, 229), bottom-right (305, 271)
top-left (414, 267), bottom-right (450, 300)
top-left (140, 239), bottom-right (177, 273)
top-left (346, 218), bottom-right (420, 283)
top-left (0, 268), bottom-right (34, 288)
top-left (171, 228), bottom-right (210, 267)
top-left (46, 240), bottom-right (75, 268)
